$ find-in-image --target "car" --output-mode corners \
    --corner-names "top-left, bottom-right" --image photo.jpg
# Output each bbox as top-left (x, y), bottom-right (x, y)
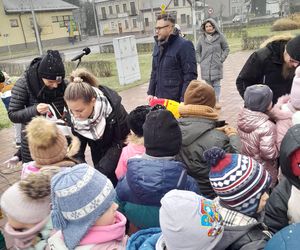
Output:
top-left (232, 14), bottom-right (247, 23)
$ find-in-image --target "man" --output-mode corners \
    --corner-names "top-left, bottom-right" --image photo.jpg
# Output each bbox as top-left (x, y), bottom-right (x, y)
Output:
top-left (8, 50), bottom-right (66, 163)
top-left (147, 13), bottom-right (197, 103)
top-left (236, 35), bottom-right (300, 104)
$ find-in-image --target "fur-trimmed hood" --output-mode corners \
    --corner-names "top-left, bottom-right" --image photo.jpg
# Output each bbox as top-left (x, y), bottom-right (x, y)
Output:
top-left (260, 34), bottom-right (293, 49)
top-left (126, 133), bottom-right (144, 146)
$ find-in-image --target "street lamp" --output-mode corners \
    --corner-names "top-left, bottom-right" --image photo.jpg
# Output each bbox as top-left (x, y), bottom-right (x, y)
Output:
top-left (92, 0), bottom-right (102, 53)
top-left (29, 0), bottom-right (42, 55)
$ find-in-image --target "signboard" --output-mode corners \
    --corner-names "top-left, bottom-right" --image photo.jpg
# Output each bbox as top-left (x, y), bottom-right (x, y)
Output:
top-left (208, 7), bottom-right (214, 15)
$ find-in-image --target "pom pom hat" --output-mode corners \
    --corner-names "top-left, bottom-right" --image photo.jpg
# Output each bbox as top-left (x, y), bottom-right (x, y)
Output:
top-left (204, 147), bottom-right (271, 216)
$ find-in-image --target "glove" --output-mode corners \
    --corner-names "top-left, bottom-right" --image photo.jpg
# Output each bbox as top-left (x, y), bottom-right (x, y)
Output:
top-left (224, 126), bottom-right (237, 137)
top-left (3, 156), bottom-right (20, 169)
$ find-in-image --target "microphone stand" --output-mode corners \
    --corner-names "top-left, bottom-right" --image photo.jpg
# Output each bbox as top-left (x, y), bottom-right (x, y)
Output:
top-left (76, 57), bottom-right (82, 69)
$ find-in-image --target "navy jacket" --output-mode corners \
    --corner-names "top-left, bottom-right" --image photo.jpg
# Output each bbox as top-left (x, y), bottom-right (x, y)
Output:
top-left (148, 34), bottom-right (197, 102)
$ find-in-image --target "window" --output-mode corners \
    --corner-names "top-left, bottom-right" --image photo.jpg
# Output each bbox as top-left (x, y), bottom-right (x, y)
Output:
top-left (174, 0), bottom-right (179, 6)
top-left (181, 14), bottom-right (186, 24)
top-left (10, 19), bottom-right (19, 27)
top-left (116, 5), bottom-right (120, 13)
top-left (125, 20), bottom-right (129, 29)
top-left (232, 7), bottom-right (236, 14)
top-left (130, 2), bottom-right (136, 15)
top-left (52, 16), bottom-right (59, 22)
top-left (123, 3), bottom-right (127, 12)
top-left (132, 18), bottom-right (137, 28)
top-left (63, 16), bottom-right (70, 21)
top-left (145, 17), bottom-right (149, 27)
top-left (109, 6), bottom-right (113, 15)
top-left (182, 0), bottom-right (186, 6)
top-left (101, 7), bottom-right (107, 19)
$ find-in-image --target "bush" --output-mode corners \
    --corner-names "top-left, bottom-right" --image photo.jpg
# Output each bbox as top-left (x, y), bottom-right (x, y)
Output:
top-left (64, 61), bottom-right (113, 77)
top-left (272, 18), bottom-right (300, 31)
top-left (242, 35), bottom-right (269, 50)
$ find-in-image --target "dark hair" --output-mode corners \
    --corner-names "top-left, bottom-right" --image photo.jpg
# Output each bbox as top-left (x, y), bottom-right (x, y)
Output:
top-left (202, 20), bottom-right (215, 30)
top-left (156, 13), bottom-right (175, 24)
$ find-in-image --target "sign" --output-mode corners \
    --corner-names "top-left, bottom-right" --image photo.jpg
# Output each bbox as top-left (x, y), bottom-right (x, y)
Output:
top-left (208, 7), bottom-right (214, 15)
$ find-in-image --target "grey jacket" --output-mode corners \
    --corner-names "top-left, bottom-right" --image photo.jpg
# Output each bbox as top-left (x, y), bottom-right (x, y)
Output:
top-left (196, 18), bottom-right (229, 81)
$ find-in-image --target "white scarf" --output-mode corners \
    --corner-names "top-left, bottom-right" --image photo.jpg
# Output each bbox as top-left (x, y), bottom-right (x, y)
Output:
top-left (71, 87), bottom-right (112, 140)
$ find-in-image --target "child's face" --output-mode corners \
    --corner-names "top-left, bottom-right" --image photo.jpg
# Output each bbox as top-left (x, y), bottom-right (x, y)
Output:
top-left (257, 192), bottom-right (269, 213)
top-left (7, 215), bottom-right (35, 232)
top-left (94, 202), bottom-right (119, 226)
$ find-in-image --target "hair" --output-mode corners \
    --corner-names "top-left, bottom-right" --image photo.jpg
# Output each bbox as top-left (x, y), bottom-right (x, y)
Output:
top-left (202, 20), bottom-right (215, 30)
top-left (156, 13), bottom-right (175, 24)
top-left (64, 68), bottom-right (98, 103)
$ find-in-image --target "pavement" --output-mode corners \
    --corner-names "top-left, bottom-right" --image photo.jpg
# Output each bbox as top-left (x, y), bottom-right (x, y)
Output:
top-left (0, 49), bottom-right (252, 248)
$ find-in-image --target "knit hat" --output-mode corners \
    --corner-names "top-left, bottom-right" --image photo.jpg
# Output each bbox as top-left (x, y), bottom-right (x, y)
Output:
top-left (159, 190), bottom-right (224, 250)
top-left (1, 173), bottom-right (51, 224)
top-left (38, 50), bottom-right (65, 80)
top-left (244, 84), bottom-right (273, 112)
top-left (26, 117), bottom-right (68, 166)
top-left (0, 70), bottom-right (4, 82)
top-left (184, 80), bottom-right (216, 108)
top-left (286, 35), bottom-right (300, 62)
top-left (290, 66), bottom-right (300, 109)
top-left (204, 147), bottom-right (271, 216)
top-left (51, 164), bottom-right (116, 250)
top-left (127, 105), bottom-right (151, 137)
top-left (143, 109), bottom-right (182, 157)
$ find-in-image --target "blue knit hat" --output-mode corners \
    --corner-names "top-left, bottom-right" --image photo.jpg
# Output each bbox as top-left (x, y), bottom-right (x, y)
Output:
top-left (204, 147), bottom-right (271, 216)
top-left (51, 164), bottom-right (116, 250)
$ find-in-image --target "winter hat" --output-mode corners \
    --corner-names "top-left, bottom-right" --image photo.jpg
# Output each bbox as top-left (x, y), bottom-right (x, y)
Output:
top-left (290, 66), bottom-right (300, 109)
top-left (143, 109), bottom-right (182, 157)
top-left (159, 190), bottom-right (224, 250)
top-left (184, 80), bottom-right (216, 108)
top-left (244, 84), bottom-right (273, 112)
top-left (1, 173), bottom-right (51, 224)
top-left (127, 105), bottom-right (151, 137)
top-left (51, 164), bottom-right (116, 250)
top-left (204, 147), bottom-right (271, 216)
top-left (292, 111), bottom-right (300, 125)
top-left (38, 50), bottom-right (65, 80)
top-left (290, 148), bottom-right (300, 176)
top-left (26, 117), bottom-right (68, 167)
top-left (0, 70), bottom-right (4, 82)
top-left (286, 35), bottom-right (300, 62)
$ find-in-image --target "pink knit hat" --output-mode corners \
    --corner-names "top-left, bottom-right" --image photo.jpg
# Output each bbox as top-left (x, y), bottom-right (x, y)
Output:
top-left (290, 66), bottom-right (300, 110)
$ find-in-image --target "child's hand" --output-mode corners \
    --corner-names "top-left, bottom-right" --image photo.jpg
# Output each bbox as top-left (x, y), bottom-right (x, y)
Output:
top-left (224, 126), bottom-right (237, 137)
top-left (3, 156), bottom-right (20, 169)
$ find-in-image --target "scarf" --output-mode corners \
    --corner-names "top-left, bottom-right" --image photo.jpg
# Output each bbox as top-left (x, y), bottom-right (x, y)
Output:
top-left (71, 87), bottom-right (112, 140)
top-left (179, 104), bottom-right (219, 120)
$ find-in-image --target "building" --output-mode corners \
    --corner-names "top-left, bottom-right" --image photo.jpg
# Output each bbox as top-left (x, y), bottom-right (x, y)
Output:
top-left (0, 0), bottom-right (78, 53)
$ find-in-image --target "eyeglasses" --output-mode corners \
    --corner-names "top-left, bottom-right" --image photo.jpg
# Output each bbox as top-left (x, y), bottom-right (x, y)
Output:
top-left (155, 25), bottom-right (170, 31)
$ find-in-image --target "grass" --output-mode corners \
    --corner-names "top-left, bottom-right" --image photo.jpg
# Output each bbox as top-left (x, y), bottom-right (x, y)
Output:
top-left (0, 101), bottom-right (12, 129)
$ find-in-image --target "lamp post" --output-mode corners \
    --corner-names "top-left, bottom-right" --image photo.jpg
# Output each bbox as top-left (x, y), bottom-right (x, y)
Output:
top-left (92, 0), bottom-right (102, 53)
top-left (29, 0), bottom-right (42, 55)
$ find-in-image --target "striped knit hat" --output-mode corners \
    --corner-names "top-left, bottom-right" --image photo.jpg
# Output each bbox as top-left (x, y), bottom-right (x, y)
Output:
top-left (204, 147), bottom-right (271, 216)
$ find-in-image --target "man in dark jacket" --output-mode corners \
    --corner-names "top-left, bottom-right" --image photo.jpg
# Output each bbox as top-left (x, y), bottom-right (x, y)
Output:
top-left (147, 13), bottom-right (197, 103)
top-left (236, 35), bottom-right (300, 104)
top-left (8, 50), bottom-right (66, 163)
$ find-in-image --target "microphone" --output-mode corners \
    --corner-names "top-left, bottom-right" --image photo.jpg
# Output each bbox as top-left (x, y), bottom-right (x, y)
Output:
top-left (71, 47), bottom-right (91, 61)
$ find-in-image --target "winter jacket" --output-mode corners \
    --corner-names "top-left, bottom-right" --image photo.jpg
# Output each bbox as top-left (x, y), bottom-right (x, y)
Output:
top-left (71, 85), bottom-right (129, 186)
top-left (264, 124), bottom-right (300, 233)
top-left (177, 117), bottom-right (241, 199)
top-left (116, 155), bottom-right (199, 229)
top-left (8, 57), bottom-right (66, 163)
top-left (126, 228), bottom-right (161, 250)
top-left (270, 95), bottom-right (294, 149)
top-left (236, 36), bottom-right (294, 104)
top-left (196, 18), bottom-right (229, 82)
top-left (237, 107), bottom-right (279, 186)
top-left (148, 33), bottom-right (197, 102)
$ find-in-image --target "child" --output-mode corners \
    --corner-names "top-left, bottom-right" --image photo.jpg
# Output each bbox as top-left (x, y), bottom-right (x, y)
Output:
top-left (126, 189), bottom-right (224, 250)
top-left (264, 124), bottom-right (300, 233)
top-left (21, 116), bottom-right (79, 179)
top-left (204, 147), bottom-right (272, 249)
top-left (115, 105), bottom-right (151, 180)
top-left (48, 163), bottom-right (128, 249)
top-left (238, 84), bottom-right (278, 187)
top-left (116, 109), bottom-right (199, 230)
top-left (0, 172), bottom-right (53, 249)
top-left (270, 66), bottom-right (300, 149)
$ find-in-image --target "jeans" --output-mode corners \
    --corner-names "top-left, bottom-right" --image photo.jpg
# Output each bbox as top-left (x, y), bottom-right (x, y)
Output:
top-left (207, 80), bottom-right (221, 102)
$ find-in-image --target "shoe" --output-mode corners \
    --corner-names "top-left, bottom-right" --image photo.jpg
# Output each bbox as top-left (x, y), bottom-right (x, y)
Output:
top-left (215, 103), bottom-right (221, 109)
top-left (15, 142), bottom-right (21, 149)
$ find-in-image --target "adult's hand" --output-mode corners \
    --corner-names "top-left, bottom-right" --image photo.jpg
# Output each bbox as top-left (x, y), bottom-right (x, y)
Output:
top-left (36, 103), bottom-right (49, 114)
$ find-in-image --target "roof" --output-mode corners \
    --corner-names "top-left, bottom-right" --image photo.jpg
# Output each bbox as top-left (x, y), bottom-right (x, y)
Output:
top-left (2, 0), bottom-right (78, 13)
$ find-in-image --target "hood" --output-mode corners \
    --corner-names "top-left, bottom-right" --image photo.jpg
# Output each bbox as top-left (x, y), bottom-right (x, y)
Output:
top-left (125, 158), bottom-right (188, 206)
top-left (126, 228), bottom-right (161, 250)
top-left (269, 95), bottom-right (293, 120)
top-left (280, 124), bottom-right (300, 189)
top-left (260, 34), bottom-right (293, 49)
top-left (179, 117), bottom-right (216, 146)
top-left (237, 108), bottom-right (270, 133)
top-left (201, 18), bottom-right (221, 34)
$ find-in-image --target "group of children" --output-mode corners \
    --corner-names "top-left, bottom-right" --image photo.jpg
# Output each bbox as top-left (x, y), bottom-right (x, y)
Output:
top-left (1, 67), bottom-right (300, 249)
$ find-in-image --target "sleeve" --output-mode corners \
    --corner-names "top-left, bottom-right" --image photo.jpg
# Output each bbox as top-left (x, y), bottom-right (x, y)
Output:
top-left (259, 123), bottom-right (279, 161)
top-left (195, 37), bottom-right (202, 64)
top-left (8, 77), bottom-right (38, 123)
top-left (236, 52), bottom-right (264, 99)
top-left (147, 47), bottom-right (158, 96)
top-left (220, 35), bottom-right (230, 63)
top-left (224, 134), bottom-right (242, 153)
top-left (264, 178), bottom-right (290, 234)
top-left (179, 40), bottom-right (198, 102)
top-left (115, 148), bottom-right (128, 180)
top-left (71, 131), bottom-right (87, 163)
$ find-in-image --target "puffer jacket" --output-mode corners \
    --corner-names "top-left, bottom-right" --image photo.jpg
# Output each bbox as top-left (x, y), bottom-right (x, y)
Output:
top-left (196, 18), bottom-right (229, 82)
top-left (270, 95), bottom-right (294, 149)
top-left (237, 107), bottom-right (279, 186)
top-left (264, 124), bottom-right (300, 233)
top-left (126, 228), bottom-right (161, 250)
top-left (116, 156), bottom-right (199, 229)
top-left (177, 117), bottom-right (241, 199)
top-left (8, 57), bottom-right (66, 163)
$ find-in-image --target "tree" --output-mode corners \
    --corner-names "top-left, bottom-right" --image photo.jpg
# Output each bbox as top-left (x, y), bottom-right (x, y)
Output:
top-left (83, 1), bottom-right (97, 35)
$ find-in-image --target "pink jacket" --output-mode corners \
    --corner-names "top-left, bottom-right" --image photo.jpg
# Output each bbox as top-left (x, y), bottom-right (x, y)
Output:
top-left (237, 108), bottom-right (278, 186)
top-left (269, 95), bottom-right (294, 149)
top-left (115, 142), bottom-right (145, 180)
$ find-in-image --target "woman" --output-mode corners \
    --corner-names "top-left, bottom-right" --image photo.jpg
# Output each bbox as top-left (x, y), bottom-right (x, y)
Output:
top-left (196, 18), bottom-right (229, 109)
top-left (64, 68), bottom-right (129, 185)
